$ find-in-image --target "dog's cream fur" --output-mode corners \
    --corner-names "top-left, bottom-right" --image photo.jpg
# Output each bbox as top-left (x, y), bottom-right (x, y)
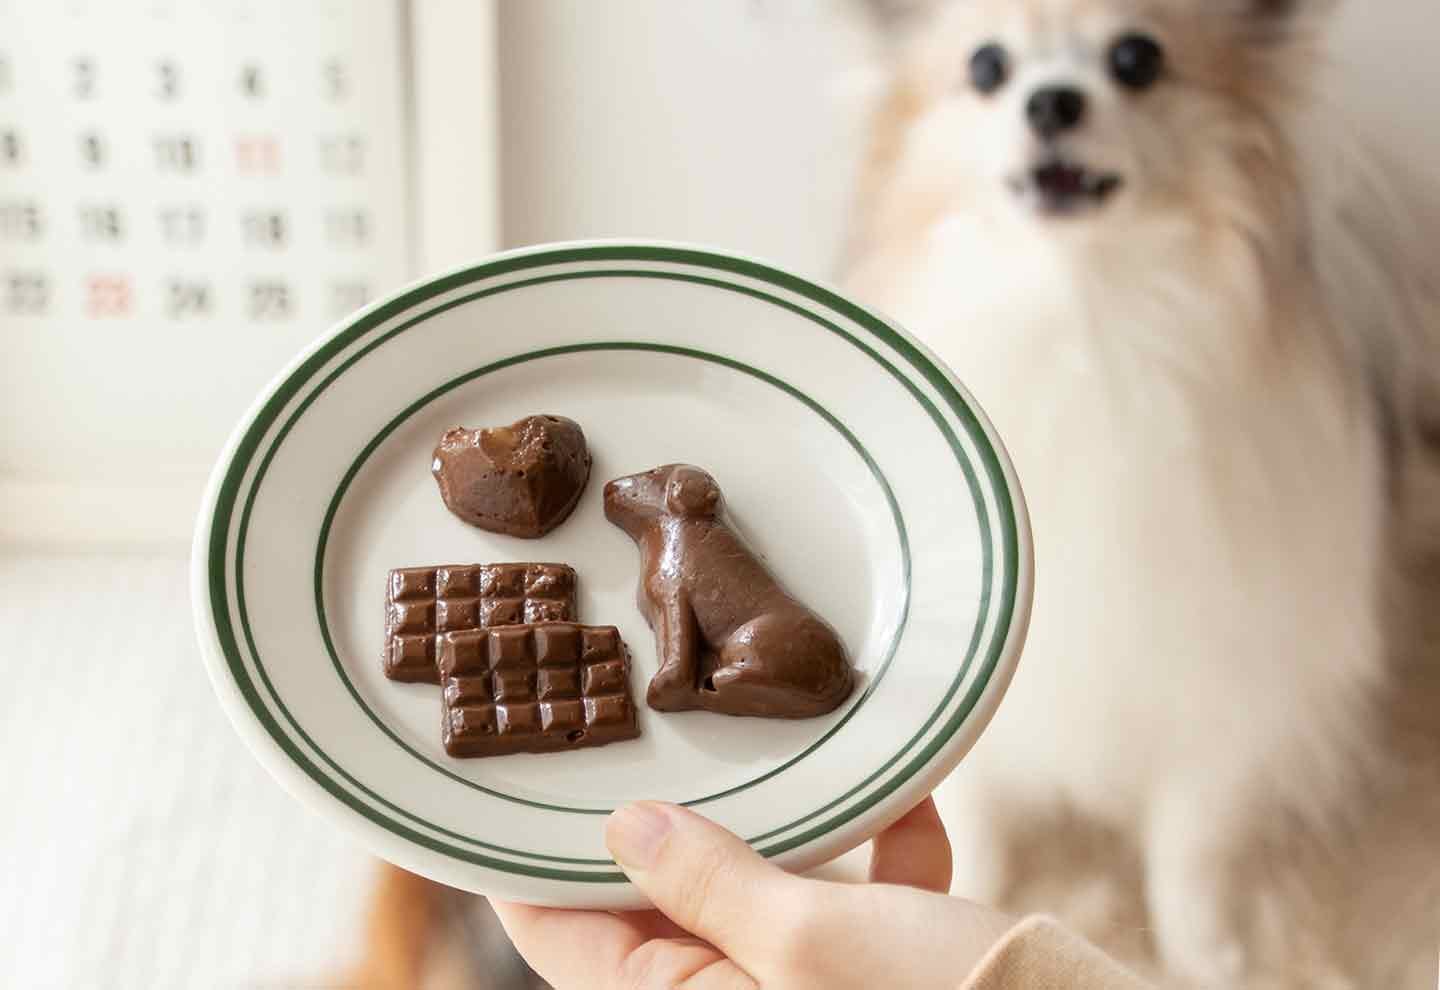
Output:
top-left (849, 1), bottom-right (1440, 985)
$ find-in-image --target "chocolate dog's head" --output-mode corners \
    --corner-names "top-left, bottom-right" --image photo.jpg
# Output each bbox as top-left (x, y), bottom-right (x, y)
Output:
top-left (604, 464), bottom-right (724, 537)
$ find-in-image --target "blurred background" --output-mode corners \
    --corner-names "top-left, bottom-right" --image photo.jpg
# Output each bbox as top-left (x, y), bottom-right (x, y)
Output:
top-left (0, 1), bottom-right (1433, 986)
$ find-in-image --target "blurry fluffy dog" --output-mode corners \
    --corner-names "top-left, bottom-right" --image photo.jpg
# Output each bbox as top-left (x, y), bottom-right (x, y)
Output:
top-left (354, 4), bottom-right (1438, 986)
top-left (849, 0), bottom-right (1440, 985)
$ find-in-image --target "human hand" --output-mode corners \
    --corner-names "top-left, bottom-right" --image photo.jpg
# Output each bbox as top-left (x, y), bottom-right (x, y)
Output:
top-left (491, 798), bottom-right (1015, 989)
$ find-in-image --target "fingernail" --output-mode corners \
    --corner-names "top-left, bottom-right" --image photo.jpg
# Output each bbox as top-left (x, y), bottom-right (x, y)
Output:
top-left (606, 802), bottom-right (672, 869)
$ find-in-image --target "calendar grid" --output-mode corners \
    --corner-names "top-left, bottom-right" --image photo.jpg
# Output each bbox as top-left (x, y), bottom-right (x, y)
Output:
top-left (1, 0), bottom-right (411, 494)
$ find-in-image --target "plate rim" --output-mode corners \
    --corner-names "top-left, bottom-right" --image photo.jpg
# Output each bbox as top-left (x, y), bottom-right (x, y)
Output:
top-left (190, 239), bottom-right (1034, 903)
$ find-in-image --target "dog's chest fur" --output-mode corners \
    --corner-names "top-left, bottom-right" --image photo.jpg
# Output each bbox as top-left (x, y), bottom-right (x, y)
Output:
top-left (859, 210), bottom-right (1387, 825)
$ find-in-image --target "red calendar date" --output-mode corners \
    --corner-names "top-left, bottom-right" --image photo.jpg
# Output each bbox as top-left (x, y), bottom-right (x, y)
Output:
top-left (236, 136), bottom-right (281, 175)
top-left (86, 275), bottom-right (133, 318)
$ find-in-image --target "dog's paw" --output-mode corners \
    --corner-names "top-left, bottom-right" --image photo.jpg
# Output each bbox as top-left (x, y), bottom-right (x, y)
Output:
top-left (1142, 784), bottom-right (1259, 988)
top-left (1148, 887), bottom-right (1250, 987)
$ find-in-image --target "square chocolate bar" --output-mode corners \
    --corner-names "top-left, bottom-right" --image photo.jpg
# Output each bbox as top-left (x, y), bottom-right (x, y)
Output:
top-left (383, 563), bottom-right (577, 683)
top-left (438, 623), bottom-right (639, 757)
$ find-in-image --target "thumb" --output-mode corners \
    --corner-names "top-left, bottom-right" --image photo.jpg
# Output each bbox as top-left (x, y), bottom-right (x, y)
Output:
top-left (605, 802), bottom-right (801, 960)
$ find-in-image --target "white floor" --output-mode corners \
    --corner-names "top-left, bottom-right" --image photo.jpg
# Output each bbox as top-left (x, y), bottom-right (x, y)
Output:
top-left (0, 552), bottom-right (374, 990)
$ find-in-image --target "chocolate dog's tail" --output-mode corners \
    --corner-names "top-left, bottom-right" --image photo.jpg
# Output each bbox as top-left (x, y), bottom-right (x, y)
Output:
top-left (704, 612), bottom-right (854, 718)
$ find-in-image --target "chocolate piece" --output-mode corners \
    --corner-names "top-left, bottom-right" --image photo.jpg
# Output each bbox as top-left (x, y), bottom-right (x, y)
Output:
top-left (438, 623), bottom-right (640, 757)
top-left (604, 464), bottom-right (854, 719)
top-left (431, 415), bottom-right (591, 538)
top-left (383, 563), bottom-right (577, 683)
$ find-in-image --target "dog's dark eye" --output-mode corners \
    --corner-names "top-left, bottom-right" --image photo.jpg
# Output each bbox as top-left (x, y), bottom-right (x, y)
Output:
top-left (969, 43), bottom-right (1009, 95)
top-left (1109, 33), bottom-right (1165, 90)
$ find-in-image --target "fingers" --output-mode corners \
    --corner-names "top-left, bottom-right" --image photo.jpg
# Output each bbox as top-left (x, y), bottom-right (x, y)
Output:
top-left (502, 801), bottom-right (989, 989)
top-left (613, 909), bottom-right (690, 943)
top-left (618, 938), bottom-right (757, 990)
top-left (493, 899), bottom-right (756, 990)
top-left (491, 900), bottom-right (647, 988)
top-left (867, 796), bottom-right (953, 893)
top-left (605, 802), bottom-right (802, 961)
top-left (677, 957), bottom-right (760, 989)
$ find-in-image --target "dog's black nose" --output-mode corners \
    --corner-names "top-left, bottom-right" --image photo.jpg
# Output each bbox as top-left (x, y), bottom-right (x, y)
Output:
top-left (1027, 86), bottom-right (1087, 139)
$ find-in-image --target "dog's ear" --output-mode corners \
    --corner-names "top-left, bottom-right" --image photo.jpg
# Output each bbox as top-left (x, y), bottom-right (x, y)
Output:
top-left (1248, 0), bottom-right (1340, 14)
top-left (1239, 0), bottom-right (1340, 41)
top-left (853, 0), bottom-right (943, 36)
top-left (665, 466), bottom-right (722, 518)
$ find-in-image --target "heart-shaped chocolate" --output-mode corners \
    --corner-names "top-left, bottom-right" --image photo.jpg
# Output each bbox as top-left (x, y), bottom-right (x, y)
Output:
top-left (431, 415), bottom-right (591, 538)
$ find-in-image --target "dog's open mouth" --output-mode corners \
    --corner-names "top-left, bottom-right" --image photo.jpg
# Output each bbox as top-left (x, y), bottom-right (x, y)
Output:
top-left (1011, 159), bottom-right (1123, 214)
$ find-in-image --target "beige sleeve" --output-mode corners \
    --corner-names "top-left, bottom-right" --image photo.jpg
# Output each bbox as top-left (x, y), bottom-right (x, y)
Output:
top-left (960, 916), bottom-right (1154, 990)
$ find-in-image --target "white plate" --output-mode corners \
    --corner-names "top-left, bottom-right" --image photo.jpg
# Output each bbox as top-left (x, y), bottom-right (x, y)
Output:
top-left (190, 241), bottom-right (1033, 908)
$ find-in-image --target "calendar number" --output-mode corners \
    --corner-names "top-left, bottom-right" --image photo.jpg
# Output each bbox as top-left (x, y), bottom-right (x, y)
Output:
top-left (0, 201), bottom-right (42, 241)
top-left (154, 134), bottom-right (200, 172)
top-left (248, 280), bottom-right (292, 320)
top-left (324, 208), bottom-right (369, 246)
top-left (1, 48), bottom-right (402, 337)
top-left (80, 131), bottom-right (106, 169)
top-left (73, 57), bottom-right (96, 99)
top-left (242, 210), bottom-right (287, 248)
top-left (330, 281), bottom-right (369, 317)
top-left (86, 275), bottom-right (133, 318)
top-left (167, 279), bottom-right (212, 318)
top-left (159, 206), bottom-right (205, 245)
top-left (319, 134), bottom-right (364, 175)
top-left (323, 58), bottom-right (347, 101)
top-left (157, 60), bottom-right (180, 100)
top-left (79, 204), bottom-right (125, 243)
top-left (4, 272), bottom-right (48, 315)
top-left (1, 129), bottom-right (24, 166)
top-left (240, 63), bottom-right (265, 100)
top-left (236, 136), bottom-right (281, 175)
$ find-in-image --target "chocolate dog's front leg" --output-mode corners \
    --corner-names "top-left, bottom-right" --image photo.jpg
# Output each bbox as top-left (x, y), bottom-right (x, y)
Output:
top-left (647, 591), bottom-right (701, 710)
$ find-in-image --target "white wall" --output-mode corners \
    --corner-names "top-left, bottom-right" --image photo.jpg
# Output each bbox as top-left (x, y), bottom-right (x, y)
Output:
top-left (413, 0), bottom-right (502, 272)
top-left (497, 1), bottom-right (877, 281)
top-left (1331, 2), bottom-right (1440, 178)
top-left (498, 0), bottom-right (1439, 281)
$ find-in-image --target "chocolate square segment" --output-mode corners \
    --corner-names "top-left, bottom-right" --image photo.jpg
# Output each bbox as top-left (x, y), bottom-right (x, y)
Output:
top-left (498, 702), bottom-right (540, 735)
top-left (439, 623), bottom-right (639, 757)
top-left (537, 667), bottom-right (580, 700)
top-left (437, 631), bottom-right (489, 678)
top-left (493, 668), bottom-right (535, 702)
top-left (382, 563), bottom-right (577, 684)
top-left (584, 695), bottom-right (630, 727)
top-left (581, 627), bottom-right (620, 663)
top-left (541, 699), bottom-right (585, 732)
top-left (451, 704), bottom-right (495, 735)
top-left (582, 660), bottom-right (627, 695)
top-left (525, 565), bottom-right (575, 597)
top-left (480, 564), bottom-right (525, 597)
top-left (436, 565), bottom-right (480, 599)
top-left (385, 634), bottom-right (435, 682)
top-left (443, 704), bottom-right (498, 756)
top-left (489, 627), bottom-right (533, 669)
top-left (436, 597), bottom-right (479, 632)
top-left (390, 600), bottom-right (435, 636)
top-left (481, 598), bottom-right (524, 627)
top-left (390, 567), bottom-right (436, 602)
top-left (534, 625), bottom-right (581, 666)
top-left (525, 598), bottom-right (571, 624)
top-left (444, 675), bottom-right (491, 707)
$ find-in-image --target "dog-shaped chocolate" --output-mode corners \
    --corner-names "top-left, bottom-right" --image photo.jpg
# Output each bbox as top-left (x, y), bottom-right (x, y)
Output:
top-left (604, 464), bottom-right (853, 718)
